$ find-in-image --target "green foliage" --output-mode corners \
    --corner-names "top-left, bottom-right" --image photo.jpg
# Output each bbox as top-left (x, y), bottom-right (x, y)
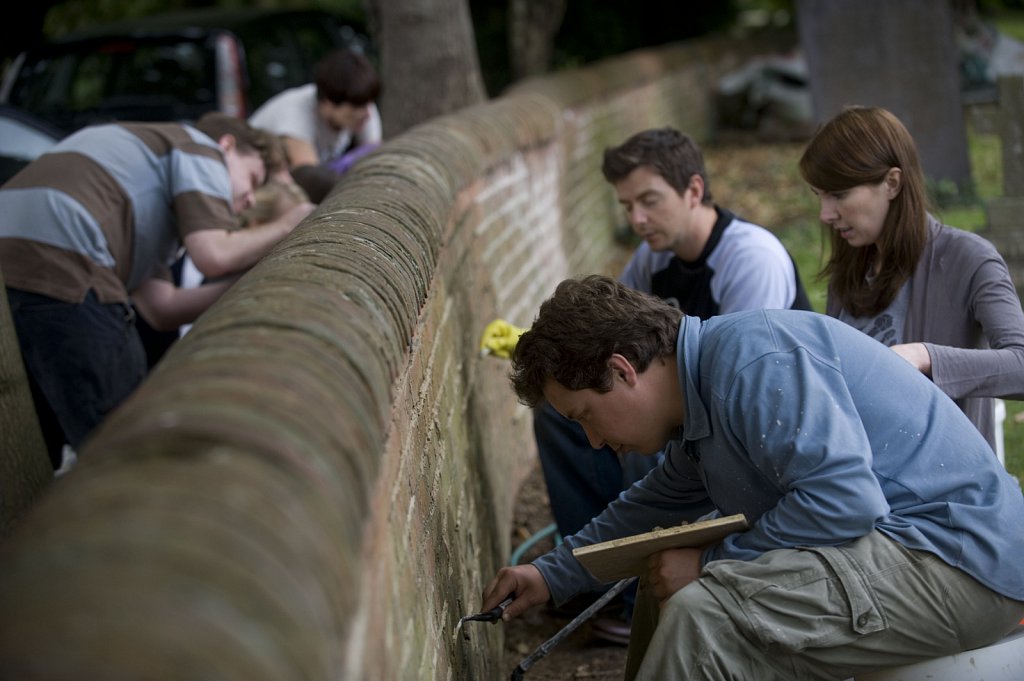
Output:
top-left (934, 126), bottom-right (1002, 230)
top-left (967, 127), bottom-right (1005, 199)
top-left (776, 221), bottom-right (828, 312)
top-left (44, 0), bottom-right (364, 37)
top-left (927, 177), bottom-right (976, 210)
top-left (1004, 402), bottom-right (1024, 484)
top-left (553, 1), bottom-right (736, 67)
top-left (734, 0), bottom-right (796, 29)
top-left (989, 7), bottom-right (1024, 40)
top-left (469, 0), bottom-right (741, 96)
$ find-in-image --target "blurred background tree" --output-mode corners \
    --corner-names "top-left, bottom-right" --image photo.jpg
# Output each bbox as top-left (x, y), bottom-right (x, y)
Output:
top-left (0, 0), bottom-right (756, 132)
top-left (364, 0), bottom-right (488, 134)
top-left (472, 0), bottom-right (744, 95)
top-left (8, 0), bottom-right (1024, 96)
top-left (3, 0), bottom-right (755, 93)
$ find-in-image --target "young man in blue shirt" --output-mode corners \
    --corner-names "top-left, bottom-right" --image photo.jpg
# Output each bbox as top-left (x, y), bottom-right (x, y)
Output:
top-left (535, 127), bottom-right (810, 641)
top-left (485, 275), bottom-right (1024, 680)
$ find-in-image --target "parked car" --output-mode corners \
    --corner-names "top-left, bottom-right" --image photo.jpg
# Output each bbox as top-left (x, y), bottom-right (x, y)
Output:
top-left (0, 103), bottom-right (62, 182)
top-left (0, 6), bottom-right (371, 183)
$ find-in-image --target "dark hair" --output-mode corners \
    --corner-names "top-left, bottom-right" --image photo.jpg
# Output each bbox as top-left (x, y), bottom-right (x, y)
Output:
top-left (290, 164), bottom-right (337, 204)
top-left (601, 127), bottom-right (713, 204)
top-left (313, 49), bottom-right (381, 106)
top-left (510, 275), bottom-right (682, 408)
top-left (194, 112), bottom-right (275, 174)
top-left (799, 106), bottom-right (928, 317)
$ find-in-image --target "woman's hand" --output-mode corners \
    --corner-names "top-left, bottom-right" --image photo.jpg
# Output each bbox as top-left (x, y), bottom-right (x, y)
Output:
top-left (890, 342), bottom-right (932, 377)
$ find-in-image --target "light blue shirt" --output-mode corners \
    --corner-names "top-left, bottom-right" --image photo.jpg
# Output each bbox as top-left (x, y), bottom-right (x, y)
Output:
top-left (534, 309), bottom-right (1024, 604)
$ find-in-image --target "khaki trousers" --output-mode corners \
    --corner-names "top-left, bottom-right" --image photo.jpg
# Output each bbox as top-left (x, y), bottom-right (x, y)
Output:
top-left (625, 531), bottom-right (1024, 681)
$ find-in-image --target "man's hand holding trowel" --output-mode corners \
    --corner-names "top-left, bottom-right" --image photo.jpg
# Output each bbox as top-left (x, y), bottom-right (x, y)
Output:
top-left (481, 564), bottom-right (548, 623)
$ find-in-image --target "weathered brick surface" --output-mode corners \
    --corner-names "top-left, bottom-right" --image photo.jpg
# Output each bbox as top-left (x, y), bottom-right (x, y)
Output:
top-left (0, 36), bottom-right (769, 680)
top-left (0, 267), bottom-right (51, 537)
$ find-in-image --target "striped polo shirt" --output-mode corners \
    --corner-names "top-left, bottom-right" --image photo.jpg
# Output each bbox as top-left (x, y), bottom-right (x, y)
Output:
top-left (0, 122), bottom-right (236, 304)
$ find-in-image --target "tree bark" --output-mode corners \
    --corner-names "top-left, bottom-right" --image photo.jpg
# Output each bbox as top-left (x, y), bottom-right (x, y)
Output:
top-left (509, 0), bottom-right (567, 80)
top-left (363, 0), bottom-right (488, 136)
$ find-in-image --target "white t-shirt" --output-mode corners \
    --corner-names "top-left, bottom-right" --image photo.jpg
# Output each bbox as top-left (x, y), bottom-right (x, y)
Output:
top-left (249, 83), bottom-right (382, 164)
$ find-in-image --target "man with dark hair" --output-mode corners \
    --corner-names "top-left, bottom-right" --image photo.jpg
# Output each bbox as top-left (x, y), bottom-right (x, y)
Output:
top-left (0, 112), bottom-right (312, 467)
top-left (250, 48), bottom-right (382, 201)
top-left (534, 127), bottom-right (810, 642)
top-left (484, 274), bottom-right (1024, 680)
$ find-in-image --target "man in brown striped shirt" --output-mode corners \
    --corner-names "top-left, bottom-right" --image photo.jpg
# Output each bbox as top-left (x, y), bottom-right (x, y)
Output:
top-left (0, 112), bottom-right (313, 467)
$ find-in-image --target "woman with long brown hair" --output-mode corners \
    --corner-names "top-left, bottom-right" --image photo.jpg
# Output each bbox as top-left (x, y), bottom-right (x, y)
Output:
top-left (800, 105), bottom-right (1024, 450)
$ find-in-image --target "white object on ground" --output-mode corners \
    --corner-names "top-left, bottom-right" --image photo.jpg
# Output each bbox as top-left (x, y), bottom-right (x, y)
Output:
top-left (854, 625), bottom-right (1024, 681)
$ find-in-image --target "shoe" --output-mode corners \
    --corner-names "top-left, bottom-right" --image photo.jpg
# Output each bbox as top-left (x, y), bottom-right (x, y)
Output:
top-left (590, 616), bottom-right (631, 646)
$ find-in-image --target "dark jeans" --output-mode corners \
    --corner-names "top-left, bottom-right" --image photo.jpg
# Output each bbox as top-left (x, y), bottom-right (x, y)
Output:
top-left (6, 288), bottom-right (146, 467)
top-left (534, 401), bottom-right (662, 618)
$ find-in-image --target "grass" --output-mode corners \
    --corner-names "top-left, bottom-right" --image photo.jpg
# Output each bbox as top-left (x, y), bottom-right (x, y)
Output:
top-left (993, 10), bottom-right (1024, 41)
top-left (704, 115), bottom-right (1023, 484)
top-left (982, 9), bottom-right (1024, 480)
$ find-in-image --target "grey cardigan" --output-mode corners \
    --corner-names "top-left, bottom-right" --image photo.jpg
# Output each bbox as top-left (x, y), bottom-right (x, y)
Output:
top-left (827, 218), bottom-right (1024, 448)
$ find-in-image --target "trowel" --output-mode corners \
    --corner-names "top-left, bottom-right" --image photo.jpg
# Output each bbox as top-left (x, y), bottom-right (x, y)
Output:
top-left (453, 594), bottom-right (515, 641)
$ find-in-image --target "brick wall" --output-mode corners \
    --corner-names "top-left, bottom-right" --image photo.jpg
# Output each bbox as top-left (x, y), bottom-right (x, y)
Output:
top-left (0, 36), bottom-right (766, 680)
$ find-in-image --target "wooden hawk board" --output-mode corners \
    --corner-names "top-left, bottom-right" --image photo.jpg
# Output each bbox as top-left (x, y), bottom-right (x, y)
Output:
top-left (572, 514), bottom-right (748, 582)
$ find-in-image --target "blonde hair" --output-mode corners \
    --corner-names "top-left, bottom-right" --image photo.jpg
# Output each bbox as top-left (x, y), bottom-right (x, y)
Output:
top-left (239, 181), bottom-right (310, 228)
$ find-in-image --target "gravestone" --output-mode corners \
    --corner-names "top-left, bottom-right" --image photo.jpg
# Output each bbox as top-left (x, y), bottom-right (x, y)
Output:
top-left (795, 0), bottom-right (972, 195)
top-left (976, 75), bottom-right (1024, 297)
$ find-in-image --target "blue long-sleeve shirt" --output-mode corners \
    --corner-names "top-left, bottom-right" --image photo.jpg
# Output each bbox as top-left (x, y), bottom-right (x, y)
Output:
top-left (533, 310), bottom-right (1024, 604)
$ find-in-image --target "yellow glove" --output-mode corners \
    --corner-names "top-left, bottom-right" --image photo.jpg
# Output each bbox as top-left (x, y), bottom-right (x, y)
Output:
top-left (479, 319), bottom-right (527, 359)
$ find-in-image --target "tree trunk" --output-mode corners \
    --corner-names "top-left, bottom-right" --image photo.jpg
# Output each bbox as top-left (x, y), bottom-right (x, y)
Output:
top-left (363, 0), bottom-right (488, 136)
top-left (509, 0), bottom-right (567, 80)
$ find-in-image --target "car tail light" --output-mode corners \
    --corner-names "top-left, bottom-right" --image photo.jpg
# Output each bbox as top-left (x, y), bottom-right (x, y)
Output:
top-left (215, 34), bottom-right (245, 117)
top-left (96, 41), bottom-right (138, 54)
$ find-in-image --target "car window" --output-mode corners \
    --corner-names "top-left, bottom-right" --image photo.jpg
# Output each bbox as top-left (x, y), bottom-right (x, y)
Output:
top-left (70, 54), bottom-right (108, 110)
top-left (2, 10), bottom-right (372, 132)
top-left (240, 26), bottom-right (305, 107)
top-left (10, 53), bottom-right (81, 114)
top-left (8, 38), bottom-right (216, 129)
top-left (116, 41), bottom-right (213, 103)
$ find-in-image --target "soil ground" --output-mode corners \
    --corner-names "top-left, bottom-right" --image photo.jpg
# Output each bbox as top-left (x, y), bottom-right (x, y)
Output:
top-left (501, 463), bottom-right (629, 681)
